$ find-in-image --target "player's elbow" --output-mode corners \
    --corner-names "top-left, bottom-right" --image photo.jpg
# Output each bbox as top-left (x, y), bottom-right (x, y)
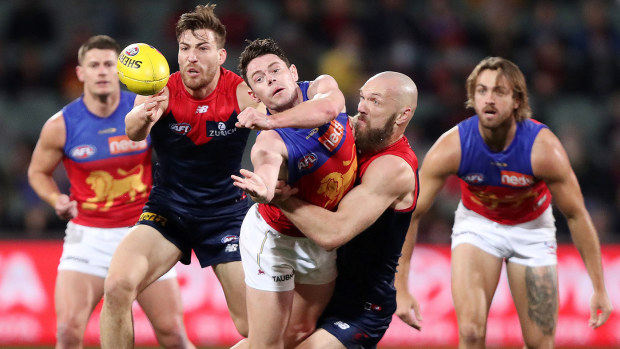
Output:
top-left (317, 100), bottom-right (342, 123)
top-left (314, 228), bottom-right (349, 251)
top-left (125, 126), bottom-right (145, 142)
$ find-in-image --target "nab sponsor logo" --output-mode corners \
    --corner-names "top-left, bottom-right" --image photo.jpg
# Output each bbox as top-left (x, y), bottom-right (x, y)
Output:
top-left (501, 170), bottom-right (534, 187)
top-left (108, 135), bottom-right (147, 155)
top-left (464, 173), bottom-right (485, 184)
top-left (170, 123), bottom-right (191, 136)
top-left (221, 235), bottom-right (239, 244)
top-left (70, 145), bottom-right (96, 159)
top-left (139, 212), bottom-right (168, 226)
top-left (298, 153), bottom-right (318, 171)
top-left (208, 121), bottom-right (237, 137)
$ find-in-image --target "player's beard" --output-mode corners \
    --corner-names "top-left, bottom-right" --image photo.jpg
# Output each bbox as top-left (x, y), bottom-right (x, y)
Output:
top-left (181, 65), bottom-right (217, 91)
top-left (354, 112), bottom-right (397, 154)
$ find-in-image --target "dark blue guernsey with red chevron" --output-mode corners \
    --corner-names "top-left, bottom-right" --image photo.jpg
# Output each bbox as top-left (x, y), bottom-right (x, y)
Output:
top-left (148, 68), bottom-right (250, 216)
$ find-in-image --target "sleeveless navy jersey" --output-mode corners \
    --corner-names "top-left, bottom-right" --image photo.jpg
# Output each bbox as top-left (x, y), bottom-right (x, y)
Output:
top-left (148, 68), bottom-right (250, 216)
top-left (325, 137), bottom-right (418, 330)
top-left (62, 91), bottom-right (152, 227)
top-left (457, 115), bottom-right (551, 224)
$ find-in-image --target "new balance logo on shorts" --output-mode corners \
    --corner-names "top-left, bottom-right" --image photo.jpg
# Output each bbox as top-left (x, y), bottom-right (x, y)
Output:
top-left (334, 321), bottom-right (350, 330)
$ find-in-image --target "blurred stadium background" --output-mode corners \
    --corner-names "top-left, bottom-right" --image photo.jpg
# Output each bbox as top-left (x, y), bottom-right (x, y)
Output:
top-left (0, 0), bottom-right (618, 348)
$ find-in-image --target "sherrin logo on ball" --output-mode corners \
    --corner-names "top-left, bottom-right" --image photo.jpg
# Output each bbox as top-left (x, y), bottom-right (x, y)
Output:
top-left (117, 43), bottom-right (169, 96)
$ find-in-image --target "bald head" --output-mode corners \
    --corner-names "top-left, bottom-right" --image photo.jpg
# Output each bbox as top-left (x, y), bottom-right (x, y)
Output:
top-left (365, 71), bottom-right (418, 113)
top-left (355, 71), bottom-right (418, 153)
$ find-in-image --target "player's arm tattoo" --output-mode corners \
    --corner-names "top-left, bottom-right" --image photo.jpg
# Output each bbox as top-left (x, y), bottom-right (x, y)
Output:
top-left (525, 265), bottom-right (558, 335)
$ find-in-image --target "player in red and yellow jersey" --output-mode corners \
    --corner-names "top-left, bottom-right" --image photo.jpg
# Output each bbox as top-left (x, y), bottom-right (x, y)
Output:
top-left (232, 38), bottom-right (356, 349)
top-left (28, 35), bottom-right (193, 349)
top-left (396, 57), bottom-right (612, 348)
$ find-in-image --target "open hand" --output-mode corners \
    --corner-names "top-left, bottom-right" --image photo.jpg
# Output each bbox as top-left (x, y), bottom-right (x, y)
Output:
top-left (232, 169), bottom-right (273, 203)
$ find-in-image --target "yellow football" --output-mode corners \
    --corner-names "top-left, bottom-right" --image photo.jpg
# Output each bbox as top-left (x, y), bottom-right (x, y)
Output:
top-left (117, 43), bottom-right (170, 95)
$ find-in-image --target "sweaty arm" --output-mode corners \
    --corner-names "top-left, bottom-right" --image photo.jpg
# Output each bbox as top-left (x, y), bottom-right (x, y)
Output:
top-left (27, 113), bottom-right (77, 220)
top-left (125, 88), bottom-right (169, 141)
top-left (278, 154), bottom-right (416, 251)
top-left (236, 74), bottom-right (345, 130)
top-left (532, 128), bottom-right (612, 328)
top-left (394, 127), bottom-right (461, 329)
top-left (232, 130), bottom-right (287, 203)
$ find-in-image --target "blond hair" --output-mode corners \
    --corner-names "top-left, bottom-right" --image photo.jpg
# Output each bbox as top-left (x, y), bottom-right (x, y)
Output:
top-left (465, 57), bottom-right (532, 122)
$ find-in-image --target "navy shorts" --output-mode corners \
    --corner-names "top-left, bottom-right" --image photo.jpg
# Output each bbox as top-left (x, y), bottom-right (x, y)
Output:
top-left (137, 200), bottom-right (249, 267)
top-left (319, 313), bottom-right (388, 349)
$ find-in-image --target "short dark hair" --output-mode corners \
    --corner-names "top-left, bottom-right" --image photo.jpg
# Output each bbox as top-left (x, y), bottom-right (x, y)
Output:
top-left (465, 56), bottom-right (532, 122)
top-left (77, 35), bottom-right (120, 65)
top-left (238, 38), bottom-right (290, 86)
top-left (175, 3), bottom-right (226, 48)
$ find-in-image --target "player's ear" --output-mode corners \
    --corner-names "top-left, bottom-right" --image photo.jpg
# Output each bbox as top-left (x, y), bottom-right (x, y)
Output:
top-left (248, 89), bottom-right (261, 103)
top-left (76, 65), bottom-right (85, 83)
top-left (289, 64), bottom-right (298, 82)
top-left (396, 106), bottom-right (413, 125)
top-left (218, 48), bottom-right (227, 66)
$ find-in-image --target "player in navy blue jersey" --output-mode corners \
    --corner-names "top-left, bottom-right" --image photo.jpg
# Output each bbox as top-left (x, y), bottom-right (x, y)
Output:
top-left (28, 35), bottom-right (193, 349)
top-left (396, 57), bottom-right (612, 348)
top-left (271, 71), bottom-right (420, 349)
top-left (100, 5), bottom-right (261, 347)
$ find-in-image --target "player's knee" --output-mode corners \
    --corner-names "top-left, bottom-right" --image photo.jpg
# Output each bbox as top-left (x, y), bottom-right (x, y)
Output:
top-left (56, 318), bottom-right (84, 347)
top-left (523, 335), bottom-right (555, 349)
top-left (155, 324), bottom-right (193, 349)
top-left (458, 321), bottom-right (486, 345)
top-left (284, 321), bottom-right (316, 347)
top-left (103, 275), bottom-right (138, 307)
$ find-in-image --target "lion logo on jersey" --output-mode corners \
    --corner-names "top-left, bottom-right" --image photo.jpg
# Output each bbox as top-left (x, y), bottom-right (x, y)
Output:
top-left (317, 146), bottom-right (357, 208)
top-left (82, 165), bottom-right (148, 211)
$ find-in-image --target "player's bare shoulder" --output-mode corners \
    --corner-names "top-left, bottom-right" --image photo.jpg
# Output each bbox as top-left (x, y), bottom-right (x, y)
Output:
top-left (424, 125), bottom-right (461, 175)
top-left (362, 154), bottom-right (416, 202)
top-left (531, 127), bottom-right (571, 181)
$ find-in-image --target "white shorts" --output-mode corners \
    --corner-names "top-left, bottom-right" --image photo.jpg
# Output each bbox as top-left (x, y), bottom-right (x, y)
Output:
top-left (58, 221), bottom-right (177, 280)
top-left (240, 204), bottom-right (337, 292)
top-left (451, 202), bottom-right (557, 267)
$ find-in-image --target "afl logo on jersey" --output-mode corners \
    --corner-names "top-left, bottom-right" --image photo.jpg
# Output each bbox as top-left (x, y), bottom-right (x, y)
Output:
top-left (463, 173), bottom-right (485, 184)
top-left (170, 123), bottom-right (191, 136)
top-left (70, 145), bottom-right (96, 159)
top-left (298, 153), bottom-right (318, 170)
top-left (221, 235), bottom-right (239, 244)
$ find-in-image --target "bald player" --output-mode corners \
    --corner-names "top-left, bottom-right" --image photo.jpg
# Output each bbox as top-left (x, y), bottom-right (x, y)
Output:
top-left (276, 71), bottom-right (421, 348)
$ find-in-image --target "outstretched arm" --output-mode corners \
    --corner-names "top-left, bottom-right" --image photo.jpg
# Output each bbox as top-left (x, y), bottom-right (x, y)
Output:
top-left (27, 112), bottom-right (77, 220)
top-left (394, 127), bottom-right (461, 330)
top-left (232, 130), bottom-right (287, 203)
top-left (236, 75), bottom-right (345, 130)
top-left (532, 128), bottom-right (612, 328)
top-left (125, 89), bottom-right (169, 141)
